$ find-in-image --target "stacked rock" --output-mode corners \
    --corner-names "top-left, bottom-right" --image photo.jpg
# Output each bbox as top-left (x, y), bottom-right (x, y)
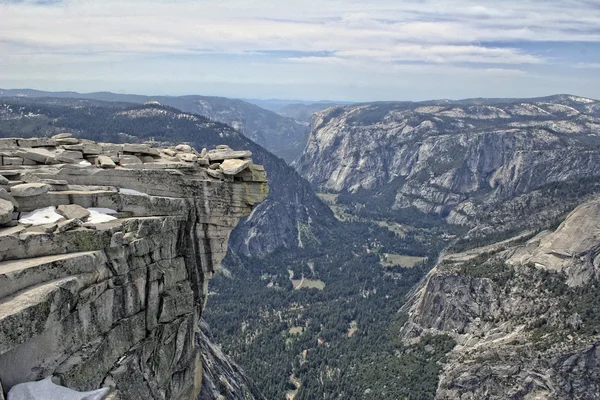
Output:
top-left (0, 135), bottom-right (267, 230)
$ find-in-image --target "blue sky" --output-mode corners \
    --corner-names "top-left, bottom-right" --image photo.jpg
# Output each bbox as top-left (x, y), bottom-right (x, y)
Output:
top-left (0, 0), bottom-right (599, 102)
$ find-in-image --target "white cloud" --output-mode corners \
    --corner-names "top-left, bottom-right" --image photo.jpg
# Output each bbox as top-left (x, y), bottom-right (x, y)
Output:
top-left (1, 0), bottom-right (599, 58)
top-left (0, 0), bottom-right (599, 100)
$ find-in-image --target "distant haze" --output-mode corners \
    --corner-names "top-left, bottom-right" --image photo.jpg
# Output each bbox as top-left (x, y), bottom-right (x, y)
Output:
top-left (1, 0), bottom-right (599, 102)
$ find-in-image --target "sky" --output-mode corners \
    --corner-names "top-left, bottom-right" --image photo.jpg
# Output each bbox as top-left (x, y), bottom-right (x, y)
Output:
top-left (0, 0), bottom-right (599, 102)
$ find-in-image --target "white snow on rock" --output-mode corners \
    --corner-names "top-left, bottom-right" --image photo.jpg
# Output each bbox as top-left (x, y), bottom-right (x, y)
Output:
top-left (8, 376), bottom-right (110, 400)
top-left (119, 188), bottom-right (148, 196)
top-left (87, 207), bottom-right (117, 215)
top-left (19, 207), bottom-right (64, 226)
top-left (86, 208), bottom-right (118, 224)
top-left (79, 160), bottom-right (92, 166)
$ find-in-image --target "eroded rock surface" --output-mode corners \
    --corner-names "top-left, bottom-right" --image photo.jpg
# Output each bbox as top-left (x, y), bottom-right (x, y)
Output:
top-left (0, 137), bottom-right (268, 399)
top-left (296, 96), bottom-right (600, 236)
top-left (400, 197), bottom-right (600, 399)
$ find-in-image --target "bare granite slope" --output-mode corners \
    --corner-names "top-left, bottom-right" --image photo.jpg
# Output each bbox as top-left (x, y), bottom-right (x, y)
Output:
top-left (296, 95), bottom-right (600, 234)
top-left (400, 197), bottom-right (600, 399)
top-left (0, 134), bottom-right (268, 399)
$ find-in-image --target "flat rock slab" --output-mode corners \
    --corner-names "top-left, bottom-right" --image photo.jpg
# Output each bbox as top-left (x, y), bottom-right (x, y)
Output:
top-left (97, 156), bottom-right (116, 169)
top-left (0, 139), bottom-right (18, 149)
top-left (3, 157), bottom-right (23, 166)
top-left (55, 150), bottom-right (83, 164)
top-left (123, 144), bottom-right (159, 156)
top-left (8, 376), bottom-right (110, 400)
top-left (19, 173), bottom-right (42, 184)
top-left (10, 183), bottom-right (50, 197)
top-left (56, 204), bottom-right (91, 221)
top-left (219, 159), bottom-right (251, 176)
top-left (56, 218), bottom-right (83, 233)
top-left (51, 133), bottom-right (73, 140)
top-left (17, 138), bottom-right (56, 148)
top-left (175, 144), bottom-right (193, 153)
top-left (55, 138), bottom-right (80, 145)
top-left (0, 199), bottom-right (14, 225)
top-left (17, 149), bottom-right (56, 164)
top-left (62, 144), bottom-right (102, 155)
top-left (207, 150), bottom-right (252, 162)
top-left (118, 155), bottom-right (142, 166)
top-left (206, 169), bottom-right (225, 180)
top-left (176, 153), bottom-right (197, 162)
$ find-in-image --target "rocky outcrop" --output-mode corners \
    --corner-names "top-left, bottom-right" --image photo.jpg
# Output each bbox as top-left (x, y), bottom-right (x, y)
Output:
top-left (0, 97), bottom-right (337, 260)
top-left (400, 197), bottom-right (600, 399)
top-left (296, 95), bottom-right (600, 230)
top-left (0, 136), bottom-right (268, 399)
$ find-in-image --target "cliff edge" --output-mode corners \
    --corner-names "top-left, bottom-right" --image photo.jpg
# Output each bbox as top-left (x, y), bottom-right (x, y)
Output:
top-left (0, 134), bottom-right (268, 399)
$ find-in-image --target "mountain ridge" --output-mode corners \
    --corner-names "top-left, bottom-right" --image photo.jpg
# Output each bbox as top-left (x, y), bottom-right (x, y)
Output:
top-left (0, 88), bottom-right (308, 163)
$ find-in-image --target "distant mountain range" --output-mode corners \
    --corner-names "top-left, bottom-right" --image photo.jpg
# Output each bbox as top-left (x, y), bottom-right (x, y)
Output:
top-left (0, 89), bottom-right (309, 163)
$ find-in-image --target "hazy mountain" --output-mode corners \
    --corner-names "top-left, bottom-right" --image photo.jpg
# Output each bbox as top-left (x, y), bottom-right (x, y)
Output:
top-left (0, 88), bottom-right (308, 163)
top-left (277, 102), bottom-right (343, 124)
top-left (242, 98), bottom-right (351, 113)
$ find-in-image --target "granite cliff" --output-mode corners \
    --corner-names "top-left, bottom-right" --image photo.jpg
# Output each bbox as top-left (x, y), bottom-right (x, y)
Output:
top-left (400, 197), bottom-right (600, 399)
top-left (0, 135), bottom-right (267, 399)
top-left (296, 95), bottom-right (600, 238)
top-left (0, 97), bottom-right (337, 260)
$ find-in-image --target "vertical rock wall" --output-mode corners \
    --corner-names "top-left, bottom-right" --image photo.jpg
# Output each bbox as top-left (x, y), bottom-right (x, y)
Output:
top-left (0, 138), bottom-right (268, 399)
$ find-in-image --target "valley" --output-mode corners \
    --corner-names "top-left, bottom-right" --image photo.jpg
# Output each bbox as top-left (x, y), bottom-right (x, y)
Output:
top-left (2, 93), bottom-right (600, 399)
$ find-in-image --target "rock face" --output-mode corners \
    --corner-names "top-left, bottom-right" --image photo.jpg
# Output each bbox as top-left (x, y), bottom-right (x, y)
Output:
top-left (296, 95), bottom-right (600, 230)
top-left (400, 197), bottom-right (600, 399)
top-left (0, 138), bottom-right (268, 399)
top-left (196, 321), bottom-right (265, 400)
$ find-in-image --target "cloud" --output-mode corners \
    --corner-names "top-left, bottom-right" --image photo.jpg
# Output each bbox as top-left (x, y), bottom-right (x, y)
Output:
top-left (0, 0), bottom-right (599, 100)
top-left (1, 1), bottom-right (599, 59)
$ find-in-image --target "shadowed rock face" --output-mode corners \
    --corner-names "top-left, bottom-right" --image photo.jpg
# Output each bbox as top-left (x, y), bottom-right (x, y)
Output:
top-left (196, 320), bottom-right (265, 400)
top-left (0, 137), bottom-right (267, 399)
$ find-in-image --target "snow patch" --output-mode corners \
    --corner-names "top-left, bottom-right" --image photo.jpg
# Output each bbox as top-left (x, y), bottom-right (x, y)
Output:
top-left (79, 160), bottom-right (92, 166)
top-left (568, 96), bottom-right (595, 104)
top-left (8, 376), bottom-right (110, 400)
top-left (19, 207), bottom-right (64, 226)
top-left (119, 188), bottom-right (148, 196)
top-left (87, 209), bottom-right (118, 224)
